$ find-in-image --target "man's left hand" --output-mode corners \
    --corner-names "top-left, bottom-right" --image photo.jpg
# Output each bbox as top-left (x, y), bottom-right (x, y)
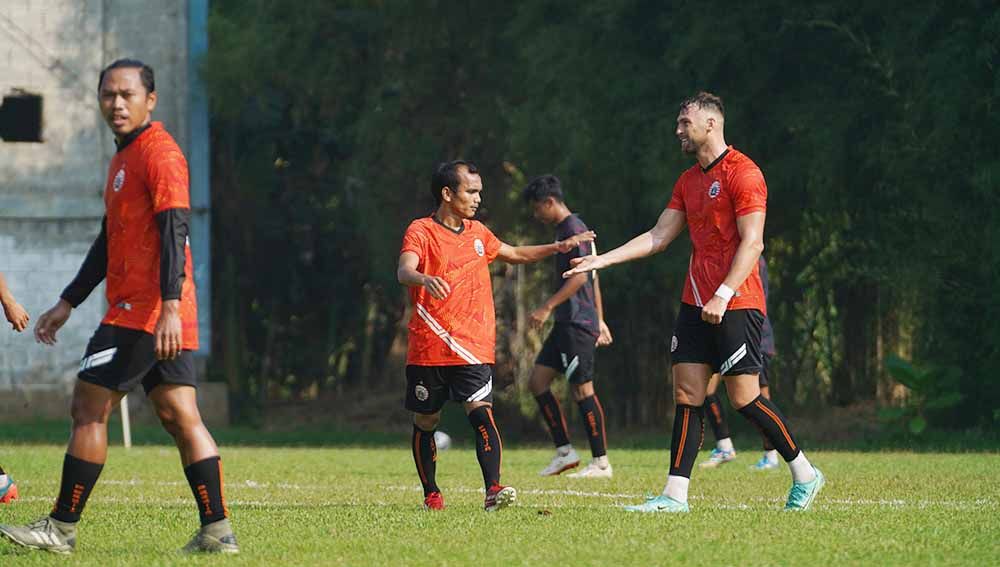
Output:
top-left (701, 295), bottom-right (728, 325)
top-left (154, 299), bottom-right (183, 360)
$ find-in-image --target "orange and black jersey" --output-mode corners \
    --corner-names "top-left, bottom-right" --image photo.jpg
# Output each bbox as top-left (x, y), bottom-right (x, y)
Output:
top-left (62, 122), bottom-right (198, 349)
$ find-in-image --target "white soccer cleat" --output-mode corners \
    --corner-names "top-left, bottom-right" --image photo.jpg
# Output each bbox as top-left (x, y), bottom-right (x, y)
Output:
top-left (698, 448), bottom-right (737, 468)
top-left (539, 448), bottom-right (580, 476)
top-left (566, 459), bottom-right (613, 478)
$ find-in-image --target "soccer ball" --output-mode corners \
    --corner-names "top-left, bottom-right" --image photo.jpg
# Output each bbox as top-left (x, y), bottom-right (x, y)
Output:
top-left (433, 431), bottom-right (452, 451)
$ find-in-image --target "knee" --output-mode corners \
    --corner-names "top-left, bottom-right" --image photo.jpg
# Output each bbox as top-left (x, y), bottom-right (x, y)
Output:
top-left (571, 382), bottom-right (594, 402)
top-left (156, 405), bottom-right (202, 438)
top-left (674, 381), bottom-right (706, 407)
top-left (414, 413), bottom-right (440, 431)
top-left (70, 398), bottom-right (111, 429)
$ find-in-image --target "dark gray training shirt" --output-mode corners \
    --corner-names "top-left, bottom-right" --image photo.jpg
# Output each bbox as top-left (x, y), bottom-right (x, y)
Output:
top-left (553, 214), bottom-right (599, 336)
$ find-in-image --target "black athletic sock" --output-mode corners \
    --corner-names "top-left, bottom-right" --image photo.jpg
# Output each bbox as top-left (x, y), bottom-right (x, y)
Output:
top-left (467, 406), bottom-right (502, 489)
top-left (412, 425), bottom-right (440, 496)
top-left (184, 456), bottom-right (229, 526)
top-left (50, 453), bottom-right (104, 523)
top-left (534, 390), bottom-right (571, 448)
top-left (668, 404), bottom-right (704, 479)
top-left (738, 395), bottom-right (800, 461)
top-left (577, 395), bottom-right (607, 458)
top-left (703, 393), bottom-right (730, 442)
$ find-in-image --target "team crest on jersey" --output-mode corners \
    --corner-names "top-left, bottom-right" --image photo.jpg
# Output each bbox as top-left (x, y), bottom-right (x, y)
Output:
top-left (474, 238), bottom-right (485, 257)
top-left (708, 181), bottom-right (721, 199)
top-left (671, 335), bottom-right (678, 352)
top-left (414, 384), bottom-right (429, 402)
top-left (112, 167), bottom-right (126, 192)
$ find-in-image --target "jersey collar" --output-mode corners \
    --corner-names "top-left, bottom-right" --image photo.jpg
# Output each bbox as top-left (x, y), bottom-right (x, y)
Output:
top-left (115, 122), bottom-right (153, 153)
top-left (431, 214), bottom-right (465, 235)
top-left (700, 147), bottom-right (731, 173)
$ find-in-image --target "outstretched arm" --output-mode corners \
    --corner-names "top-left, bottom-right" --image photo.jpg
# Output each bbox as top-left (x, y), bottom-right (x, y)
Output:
top-left (593, 270), bottom-right (612, 346)
top-left (700, 211), bottom-right (765, 324)
top-left (563, 207), bottom-right (686, 278)
top-left (36, 217), bottom-right (108, 345)
top-left (0, 272), bottom-right (29, 332)
top-left (496, 230), bottom-right (596, 265)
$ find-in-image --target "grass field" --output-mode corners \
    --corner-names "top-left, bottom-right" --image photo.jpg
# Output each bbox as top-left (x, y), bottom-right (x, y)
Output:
top-left (1, 433), bottom-right (998, 566)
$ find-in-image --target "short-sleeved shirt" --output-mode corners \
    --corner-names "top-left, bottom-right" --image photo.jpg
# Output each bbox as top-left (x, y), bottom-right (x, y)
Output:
top-left (758, 255), bottom-right (776, 356)
top-left (667, 147), bottom-right (767, 314)
top-left (400, 216), bottom-right (502, 366)
top-left (553, 214), bottom-right (599, 336)
top-left (102, 122), bottom-right (199, 350)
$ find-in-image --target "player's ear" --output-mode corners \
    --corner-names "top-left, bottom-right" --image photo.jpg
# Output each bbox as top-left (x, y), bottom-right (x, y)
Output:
top-left (146, 90), bottom-right (158, 113)
top-left (441, 186), bottom-right (453, 203)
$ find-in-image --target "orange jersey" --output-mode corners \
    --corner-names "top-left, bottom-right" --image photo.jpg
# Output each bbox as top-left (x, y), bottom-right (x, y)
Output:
top-left (400, 217), bottom-right (502, 365)
top-left (102, 122), bottom-right (199, 348)
top-left (667, 147), bottom-right (767, 314)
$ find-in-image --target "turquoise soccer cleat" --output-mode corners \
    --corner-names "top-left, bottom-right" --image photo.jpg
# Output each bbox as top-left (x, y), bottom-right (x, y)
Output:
top-left (784, 467), bottom-right (825, 511)
top-left (750, 454), bottom-right (780, 471)
top-left (623, 495), bottom-right (689, 513)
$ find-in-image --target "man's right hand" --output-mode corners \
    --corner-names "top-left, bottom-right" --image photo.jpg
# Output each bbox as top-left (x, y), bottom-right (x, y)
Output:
top-left (34, 299), bottom-right (73, 346)
top-left (422, 275), bottom-right (451, 300)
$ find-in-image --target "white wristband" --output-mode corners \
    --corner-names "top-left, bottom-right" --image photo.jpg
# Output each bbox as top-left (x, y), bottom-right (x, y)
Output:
top-left (714, 284), bottom-right (735, 302)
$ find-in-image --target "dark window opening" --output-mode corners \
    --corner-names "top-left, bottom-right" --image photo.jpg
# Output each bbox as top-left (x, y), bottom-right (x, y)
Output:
top-left (0, 91), bottom-right (43, 143)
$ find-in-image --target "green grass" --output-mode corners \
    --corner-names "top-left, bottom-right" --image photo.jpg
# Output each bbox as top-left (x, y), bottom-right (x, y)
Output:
top-left (1, 437), bottom-right (998, 566)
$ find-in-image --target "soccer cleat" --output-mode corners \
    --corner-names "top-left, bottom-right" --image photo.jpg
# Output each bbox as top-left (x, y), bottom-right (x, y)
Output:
top-left (0, 516), bottom-right (77, 554)
top-left (750, 454), bottom-right (780, 471)
top-left (484, 484), bottom-right (516, 512)
top-left (566, 460), bottom-right (613, 478)
top-left (423, 491), bottom-right (445, 511)
top-left (699, 448), bottom-right (737, 468)
top-left (181, 518), bottom-right (240, 554)
top-left (623, 495), bottom-right (689, 513)
top-left (0, 475), bottom-right (18, 503)
top-left (539, 448), bottom-right (580, 476)
top-left (784, 467), bottom-right (825, 511)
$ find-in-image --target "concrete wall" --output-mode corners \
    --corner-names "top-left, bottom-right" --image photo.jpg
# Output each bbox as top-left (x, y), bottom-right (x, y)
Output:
top-left (0, 2), bottom-right (206, 398)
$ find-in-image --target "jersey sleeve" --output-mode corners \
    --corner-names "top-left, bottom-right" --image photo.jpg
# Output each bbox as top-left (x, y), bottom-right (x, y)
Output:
top-left (481, 225), bottom-right (502, 263)
top-left (400, 222), bottom-right (428, 259)
top-left (145, 142), bottom-right (191, 213)
top-left (731, 166), bottom-right (767, 216)
top-left (666, 177), bottom-right (686, 211)
top-left (566, 217), bottom-right (593, 258)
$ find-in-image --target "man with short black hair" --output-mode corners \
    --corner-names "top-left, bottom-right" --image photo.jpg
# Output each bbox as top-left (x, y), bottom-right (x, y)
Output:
top-left (566, 91), bottom-right (824, 512)
top-left (0, 59), bottom-right (238, 554)
top-left (521, 174), bottom-right (614, 478)
top-left (398, 160), bottom-right (595, 511)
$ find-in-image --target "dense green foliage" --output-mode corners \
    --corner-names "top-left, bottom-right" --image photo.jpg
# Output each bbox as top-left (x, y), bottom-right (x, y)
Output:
top-left (201, 1), bottom-right (1000, 429)
top-left (1, 439), bottom-right (997, 565)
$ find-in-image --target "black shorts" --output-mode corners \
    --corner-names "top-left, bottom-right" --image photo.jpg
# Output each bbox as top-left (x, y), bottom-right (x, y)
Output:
top-left (759, 353), bottom-right (772, 387)
top-left (670, 303), bottom-right (764, 376)
top-left (405, 364), bottom-right (494, 414)
top-left (78, 324), bottom-right (197, 395)
top-left (535, 323), bottom-right (597, 384)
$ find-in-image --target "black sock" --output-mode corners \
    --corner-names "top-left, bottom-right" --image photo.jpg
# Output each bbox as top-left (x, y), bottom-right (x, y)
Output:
top-left (412, 425), bottom-right (440, 496)
top-left (703, 393), bottom-right (730, 442)
top-left (184, 456), bottom-right (229, 526)
top-left (762, 431), bottom-right (775, 451)
top-left (738, 395), bottom-right (800, 461)
top-left (576, 395), bottom-right (607, 458)
top-left (668, 404), bottom-right (704, 479)
top-left (534, 391), bottom-right (571, 448)
top-left (50, 453), bottom-right (104, 523)
top-left (467, 406), bottom-right (502, 490)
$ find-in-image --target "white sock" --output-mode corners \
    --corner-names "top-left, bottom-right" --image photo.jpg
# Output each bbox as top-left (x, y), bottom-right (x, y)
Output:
top-left (0, 474), bottom-right (7, 485)
top-left (788, 452), bottom-right (816, 483)
top-left (556, 444), bottom-right (574, 456)
top-left (765, 450), bottom-right (779, 464)
top-left (594, 455), bottom-right (609, 468)
top-left (717, 437), bottom-right (734, 452)
top-left (661, 475), bottom-right (690, 503)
